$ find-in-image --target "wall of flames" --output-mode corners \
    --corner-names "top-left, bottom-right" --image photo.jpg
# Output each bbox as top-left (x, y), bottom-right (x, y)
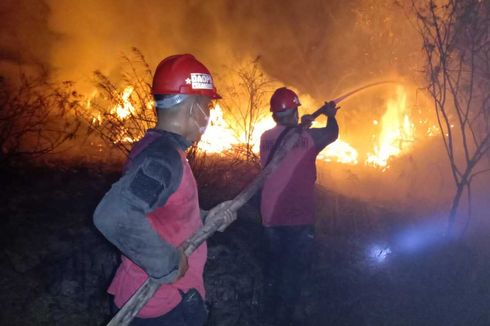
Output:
top-left (101, 84), bottom-right (438, 170)
top-left (198, 85), bottom-right (437, 169)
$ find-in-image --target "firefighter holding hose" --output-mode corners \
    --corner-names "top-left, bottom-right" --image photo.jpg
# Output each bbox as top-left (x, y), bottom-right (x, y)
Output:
top-left (260, 87), bottom-right (339, 325)
top-left (93, 54), bottom-right (234, 325)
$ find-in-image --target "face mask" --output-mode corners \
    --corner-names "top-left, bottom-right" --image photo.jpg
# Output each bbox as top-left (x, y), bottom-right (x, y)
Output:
top-left (194, 121), bottom-right (208, 134)
top-left (191, 101), bottom-right (210, 134)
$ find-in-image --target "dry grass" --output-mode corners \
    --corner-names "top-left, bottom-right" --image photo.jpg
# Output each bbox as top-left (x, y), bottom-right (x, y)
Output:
top-left (77, 48), bottom-right (155, 155)
top-left (0, 72), bottom-right (81, 167)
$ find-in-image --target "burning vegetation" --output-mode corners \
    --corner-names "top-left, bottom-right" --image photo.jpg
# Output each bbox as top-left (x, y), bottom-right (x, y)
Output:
top-left (76, 53), bottom-right (438, 171)
top-left (1, 0), bottom-right (490, 325)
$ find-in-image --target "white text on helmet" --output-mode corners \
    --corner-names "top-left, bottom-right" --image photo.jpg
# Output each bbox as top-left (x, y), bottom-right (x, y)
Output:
top-left (190, 73), bottom-right (213, 90)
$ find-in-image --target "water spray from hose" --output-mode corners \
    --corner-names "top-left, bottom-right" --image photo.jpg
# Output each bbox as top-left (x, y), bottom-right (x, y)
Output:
top-left (332, 80), bottom-right (402, 104)
top-left (309, 80), bottom-right (402, 120)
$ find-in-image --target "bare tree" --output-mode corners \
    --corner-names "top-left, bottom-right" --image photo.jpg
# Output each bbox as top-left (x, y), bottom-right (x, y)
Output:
top-left (0, 71), bottom-right (81, 167)
top-left (220, 57), bottom-right (273, 163)
top-left (412, 0), bottom-right (490, 235)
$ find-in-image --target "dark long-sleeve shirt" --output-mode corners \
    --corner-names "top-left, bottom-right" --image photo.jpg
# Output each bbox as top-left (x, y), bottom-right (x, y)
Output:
top-left (93, 130), bottom-right (190, 281)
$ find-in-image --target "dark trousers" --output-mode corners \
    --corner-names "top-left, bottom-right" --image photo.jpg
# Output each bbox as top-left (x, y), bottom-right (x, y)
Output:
top-left (263, 225), bottom-right (314, 324)
top-left (111, 288), bottom-right (207, 326)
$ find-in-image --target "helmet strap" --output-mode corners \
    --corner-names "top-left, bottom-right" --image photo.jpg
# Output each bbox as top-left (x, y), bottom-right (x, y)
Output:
top-left (273, 108), bottom-right (299, 126)
top-left (274, 107), bottom-right (297, 117)
top-left (155, 94), bottom-right (190, 109)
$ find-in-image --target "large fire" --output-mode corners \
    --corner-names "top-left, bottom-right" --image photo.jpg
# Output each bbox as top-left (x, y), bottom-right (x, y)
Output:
top-left (366, 86), bottom-right (415, 168)
top-left (197, 105), bottom-right (275, 154)
top-left (317, 139), bottom-right (359, 164)
top-left (197, 86), bottom-right (420, 168)
top-left (96, 85), bottom-right (435, 170)
top-left (197, 105), bottom-right (360, 165)
top-left (198, 105), bottom-right (239, 153)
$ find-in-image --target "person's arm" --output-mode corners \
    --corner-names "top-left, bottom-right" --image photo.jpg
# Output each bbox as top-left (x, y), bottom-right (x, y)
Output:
top-left (306, 102), bottom-right (340, 151)
top-left (93, 143), bottom-right (184, 282)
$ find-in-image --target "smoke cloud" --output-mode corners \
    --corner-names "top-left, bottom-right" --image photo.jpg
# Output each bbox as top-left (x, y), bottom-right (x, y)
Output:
top-left (1, 0), bottom-right (421, 96)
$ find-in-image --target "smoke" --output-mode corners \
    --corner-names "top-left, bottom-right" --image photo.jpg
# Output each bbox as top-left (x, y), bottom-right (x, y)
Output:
top-left (0, 0), bottom-right (55, 78)
top-left (1, 0), bottom-right (420, 96)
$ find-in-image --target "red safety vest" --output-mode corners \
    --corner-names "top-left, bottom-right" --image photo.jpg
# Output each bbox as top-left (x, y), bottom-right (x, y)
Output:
top-left (260, 125), bottom-right (318, 226)
top-left (108, 132), bottom-right (207, 318)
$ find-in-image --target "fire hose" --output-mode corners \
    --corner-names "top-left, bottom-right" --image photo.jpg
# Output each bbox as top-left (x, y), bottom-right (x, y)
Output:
top-left (106, 80), bottom-right (399, 326)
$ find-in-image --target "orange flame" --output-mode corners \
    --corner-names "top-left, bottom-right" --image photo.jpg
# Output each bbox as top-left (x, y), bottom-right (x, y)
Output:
top-left (239, 117), bottom-right (275, 153)
top-left (318, 139), bottom-right (359, 164)
top-left (111, 86), bottom-right (136, 119)
top-left (198, 104), bottom-right (239, 153)
top-left (366, 86), bottom-right (415, 168)
top-left (199, 106), bottom-right (360, 164)
top-left (90, 84), bottom-right (434, 169)
top-left (110, 86), bottom-right (138, 144)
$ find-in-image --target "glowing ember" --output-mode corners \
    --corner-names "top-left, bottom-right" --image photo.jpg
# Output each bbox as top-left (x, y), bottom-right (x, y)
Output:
top-left (111, 86), bottom-right (136, 119)
top-left (198, 104), bottom-right (239, 153)
top-left (366, 86), bottom-right (414, 168)
top-left (426, 125), bottom-right (439, 137)
top-left (120, 136), bottom-right (136, 143)
top-left (146, 99), bottom-right (155, 110)
top-left (92, 113), bottom-right (102, 126)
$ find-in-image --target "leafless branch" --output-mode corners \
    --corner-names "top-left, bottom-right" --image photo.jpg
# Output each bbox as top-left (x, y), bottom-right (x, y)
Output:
top-left (412, 0), bottom-right (490, 235)
top-left (0, 71), bottom-right (81, 166)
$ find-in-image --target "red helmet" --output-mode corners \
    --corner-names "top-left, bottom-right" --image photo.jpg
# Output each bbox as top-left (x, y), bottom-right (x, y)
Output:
top-left (152, 54), bottom-right (221, 99)
top-left (270, 87), bottom-right (301, 112)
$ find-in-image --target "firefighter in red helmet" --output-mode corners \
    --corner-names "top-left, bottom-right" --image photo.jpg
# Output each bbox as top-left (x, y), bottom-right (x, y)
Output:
top-left (260, 87), bottom-right (339, 325)
top-left (94, 54), bottom-right (234, 325)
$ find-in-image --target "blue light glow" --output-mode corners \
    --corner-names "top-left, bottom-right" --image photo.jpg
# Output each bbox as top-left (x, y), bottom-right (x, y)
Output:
top-left (394, 222), bottom-right (444, 253)
top-left (368, 245), bottom-right (392, 263)
top-left (367, 221), bottom-right (445, 263)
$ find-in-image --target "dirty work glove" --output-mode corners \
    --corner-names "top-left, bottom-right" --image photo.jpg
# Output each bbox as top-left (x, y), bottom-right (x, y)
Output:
top-left (205, 200), bottom-right (237, 232)
top-left (320, 101), bottom-right (339, 117)
top-left (300, 114), bottom-right (314, 128)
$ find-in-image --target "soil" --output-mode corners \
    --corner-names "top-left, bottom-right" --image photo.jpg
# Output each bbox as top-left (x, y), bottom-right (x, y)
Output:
top-left (1, 165), bottom-right (489, 326)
